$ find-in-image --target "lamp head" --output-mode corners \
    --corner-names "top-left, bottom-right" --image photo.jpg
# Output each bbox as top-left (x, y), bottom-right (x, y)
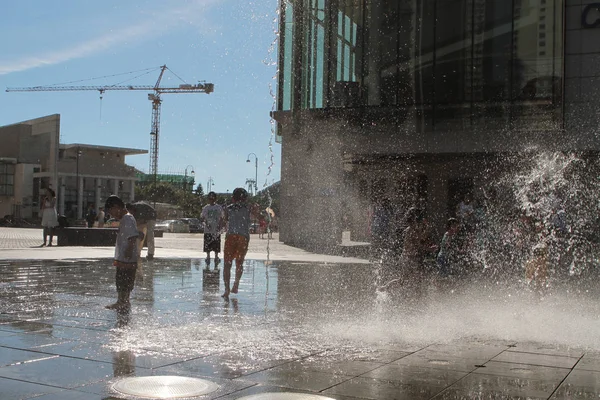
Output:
top-left (246, 159), bottom-right (251, 163)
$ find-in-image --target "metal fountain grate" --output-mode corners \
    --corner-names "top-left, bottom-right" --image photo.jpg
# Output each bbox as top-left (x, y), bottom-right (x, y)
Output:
top-left (112, 376), bottom-right (219, 399)
top-left (237, 394), bottom-right (336, 400)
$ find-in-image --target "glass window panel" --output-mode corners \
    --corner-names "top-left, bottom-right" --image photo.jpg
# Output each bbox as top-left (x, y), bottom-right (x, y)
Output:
top-left (280, 0), bottom-right (294, 111)
top-left (277, 0), bottom-right (564, 129)
top-left (302, 0), bottom-right (327, 109)
top-left (435, 0), bottom-right (469, 104)
top-left (512, 0), bottom-right (562, 128)
top-left (330, 0), bottom-right (363, 108)
top-left (414, 0), bottom-right (435, 105)
top-left (480, 0), bottom-right (513, 101)
top-left (0, 163), bottom-right (15, 195)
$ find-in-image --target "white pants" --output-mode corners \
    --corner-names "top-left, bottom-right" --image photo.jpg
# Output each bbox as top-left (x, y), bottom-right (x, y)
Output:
top-left (146, 219), bottom-right (155, 255)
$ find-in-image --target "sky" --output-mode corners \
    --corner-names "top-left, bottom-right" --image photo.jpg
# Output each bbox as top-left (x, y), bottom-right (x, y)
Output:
top-left (0, 0), bottom-right (280, 194)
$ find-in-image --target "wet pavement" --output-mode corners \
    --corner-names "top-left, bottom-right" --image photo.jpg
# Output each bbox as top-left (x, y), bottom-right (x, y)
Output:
top-left (1, 229), bottom-right (600, 399)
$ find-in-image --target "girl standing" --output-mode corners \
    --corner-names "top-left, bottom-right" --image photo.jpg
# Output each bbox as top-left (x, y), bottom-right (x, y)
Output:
top-left (41, 188), bottom-right (59, 246)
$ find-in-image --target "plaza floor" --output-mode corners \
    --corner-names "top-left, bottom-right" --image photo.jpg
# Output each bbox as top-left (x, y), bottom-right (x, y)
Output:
top-left (1, 228), bottom-right (600, 399)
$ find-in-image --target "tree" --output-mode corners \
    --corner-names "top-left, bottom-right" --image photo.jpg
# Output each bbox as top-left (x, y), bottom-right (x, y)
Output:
top-left (195, 183), bottom-right (204, 197)
top-left (177, 190), bottom-right (204, 218)
top-left (135, 181), bottom-right (205, 218)
top-left (136, 182), bottom-right (178, 204)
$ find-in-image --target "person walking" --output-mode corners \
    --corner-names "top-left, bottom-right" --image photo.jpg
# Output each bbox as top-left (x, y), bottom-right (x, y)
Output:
top-left (128, 201), bottom-right (157, 260)
top-left (437, 218), bottom-right (460, 277)
top-left (201, 191), bottom-right (224, 266)
top-left (221, 188), bottom-right (256, 299)
top-left (370, 197), bottom-right (394, 260)
top-left (40, 188), bottom-right (59, 246)
top-left (258, 213), bottom-right (267, 239)
top-left (97, 207), bottom-right (106, 228)
top-left (85, 203), bottom-right (97, 228)
top-left (104, 195), bottom-right (139, 312)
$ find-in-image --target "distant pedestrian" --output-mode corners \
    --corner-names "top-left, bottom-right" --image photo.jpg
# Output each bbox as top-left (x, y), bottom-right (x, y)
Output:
top-left (201, 191), bottom-right (224, 266)
top-left (370, 197), bottom-right (394, 259)
top-left (97, 207), bottom-right (105, 228)
top-left (399, 207), bottom-right (434, 275)
top-left (380, 207), bottom-right (434, 291)
top-left (105, 195), bottom-right (139, 312)
top-left (456, 194), bottom-right (475, 228)
top-left (86, 203), bottom-right (97, 228)
top-left (128, 201), bottom-right (157, 261)
top-left (525, 243), bottom-right (549, 292)
top-left (258, 213), bottom-right (267, 239)
top-left (40, 188), bottom-right (59, 246)
top-left (222, 188), bottom-right (255, 299)
top-left (437, 218), bottom-right (460, 277)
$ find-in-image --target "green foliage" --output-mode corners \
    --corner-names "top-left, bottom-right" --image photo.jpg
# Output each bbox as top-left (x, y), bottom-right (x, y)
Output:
top-left (136, 182), bottom-right (205, 218)
top-left (134, 180), bottom-right (280, 219)
top-left (249, 182), bottom-right (280, 216)
top-left (137, 182), bottom-right (179, 204)
top-left (194, 183), bottom-right (204, 197)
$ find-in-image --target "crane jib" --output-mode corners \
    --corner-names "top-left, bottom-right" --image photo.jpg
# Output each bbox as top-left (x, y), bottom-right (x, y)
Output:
top-left (5, 67), bottom-right (214, 178)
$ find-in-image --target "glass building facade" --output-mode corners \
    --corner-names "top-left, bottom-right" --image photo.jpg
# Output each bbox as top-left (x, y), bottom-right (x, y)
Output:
top-left (278, 0), bottom-right (564, 132)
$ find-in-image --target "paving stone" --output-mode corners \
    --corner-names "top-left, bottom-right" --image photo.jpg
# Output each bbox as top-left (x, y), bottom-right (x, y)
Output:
top-left (1, 227), bottom-right (600, 399)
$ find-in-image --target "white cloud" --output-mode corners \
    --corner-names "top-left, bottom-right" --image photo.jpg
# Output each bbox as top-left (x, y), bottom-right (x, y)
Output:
top-left (0, 0), bottom-right (219, 76)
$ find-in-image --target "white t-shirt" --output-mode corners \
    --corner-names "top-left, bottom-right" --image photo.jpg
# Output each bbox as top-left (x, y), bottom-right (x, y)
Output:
top-left (114, 213), bottom-right (139, 263)
top-left (226, 203), bottom-right (251, 239)
top-left (201, 204), bottom-right (223, 235)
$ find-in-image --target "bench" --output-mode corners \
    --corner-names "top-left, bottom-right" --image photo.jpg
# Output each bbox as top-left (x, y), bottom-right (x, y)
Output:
top-left (57, 227), bottom-right (118, 246)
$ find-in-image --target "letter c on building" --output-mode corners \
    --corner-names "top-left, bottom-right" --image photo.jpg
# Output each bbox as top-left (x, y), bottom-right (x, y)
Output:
top-left (582, 3), bottom-right (600, 29)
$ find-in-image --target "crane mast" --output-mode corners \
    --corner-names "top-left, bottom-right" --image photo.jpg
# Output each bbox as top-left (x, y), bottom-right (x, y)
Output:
top-left (6, 65), bottom-right (214, 181)
top-left (149, 93), bottom-right (161, 182)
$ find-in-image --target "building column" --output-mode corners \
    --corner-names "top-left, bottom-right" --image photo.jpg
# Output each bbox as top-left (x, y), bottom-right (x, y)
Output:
top-left (59, 176), bottom-right (65, 216)
top-left (129, 180), bottom-right (135, 202)
top-left (283, 121), bottom-right (344, 253)
top-left (112, 179), bottom-right (119, 196)
top-left (95, 178), bottom-right (102, 213)
top-left (77, 176), bottom-right (84, 219)
top-left (365, 1), bottom-right (382, 105)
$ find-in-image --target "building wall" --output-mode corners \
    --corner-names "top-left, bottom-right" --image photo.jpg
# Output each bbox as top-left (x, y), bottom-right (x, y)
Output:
top-left (0, 114), bottom-right (145, 220)
top-left (20, 115), bottom-right (60, 187)
top-left (0, 115), bottom-right (60, 218)
top-left (279, 118), bottom-right (345, 251)
top-left (58, 147), bottom-right (137, 177)
top-left (276, 1), bottom-right (600, 252)
top-left (0, 125), bottom-right (24, 159)
top-left (13, 163), bottom-right (38, 218)
top-left (564, 1), bottom-right (600, 146)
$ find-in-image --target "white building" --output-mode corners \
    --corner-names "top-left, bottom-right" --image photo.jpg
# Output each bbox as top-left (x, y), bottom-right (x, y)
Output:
top-left (0, 114), bottom-right (147, 219)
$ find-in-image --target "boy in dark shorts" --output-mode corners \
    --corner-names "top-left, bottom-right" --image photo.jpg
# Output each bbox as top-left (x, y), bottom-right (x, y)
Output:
top-left (105, 195), bottom-right (139, 312)
top-left (201, 191), bottom-right (224, 267)
top-left (222, 188), bottom-right (255, 299)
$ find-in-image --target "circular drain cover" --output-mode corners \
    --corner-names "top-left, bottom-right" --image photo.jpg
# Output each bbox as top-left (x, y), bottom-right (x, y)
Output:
top-left (237, 394), bottom-right (336, 400)
top-left (112, 376), bottom-right (219, 399)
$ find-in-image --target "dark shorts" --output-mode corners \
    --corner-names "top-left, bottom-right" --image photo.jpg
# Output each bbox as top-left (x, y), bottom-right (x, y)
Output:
top-left (203, 233), bottom-right (221, 253)
top-left (115, 264), bottom-right (137, 292)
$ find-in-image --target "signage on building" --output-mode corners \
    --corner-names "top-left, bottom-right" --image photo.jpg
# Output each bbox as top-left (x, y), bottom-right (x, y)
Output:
top-left (582, 3), bottom-right (600, 29)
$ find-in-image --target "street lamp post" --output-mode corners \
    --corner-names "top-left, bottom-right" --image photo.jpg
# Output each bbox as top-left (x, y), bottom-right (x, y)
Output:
top-left (207, 176), bottom-right (214, 193)
top-left (75, 146), bottom-right (82, 219)
top-left (246, 153), bottom-right (258, 196)
top-left (184, 165), bottom-right (195, 192)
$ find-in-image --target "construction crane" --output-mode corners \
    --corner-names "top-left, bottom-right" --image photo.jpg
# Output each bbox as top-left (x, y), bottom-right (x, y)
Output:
top-left (6, 65), bottom-right (214, 182)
